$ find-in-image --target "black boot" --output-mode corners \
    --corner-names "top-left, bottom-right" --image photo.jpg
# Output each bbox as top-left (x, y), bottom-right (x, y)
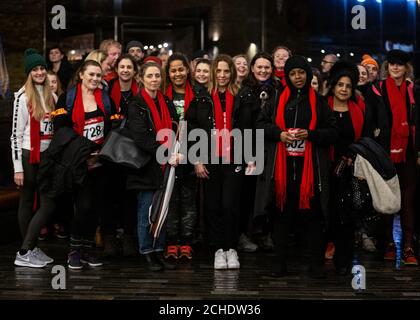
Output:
top-left (143, 253), bottom-right (163, 271)
top-left (154, 252), bottom-right (177, 270)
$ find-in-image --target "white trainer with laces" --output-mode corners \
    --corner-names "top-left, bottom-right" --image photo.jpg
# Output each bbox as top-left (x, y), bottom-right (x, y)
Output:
top-left (214, 249), bottom-right (227, 270)
top-left (226, 249), bottom-right (240, 269)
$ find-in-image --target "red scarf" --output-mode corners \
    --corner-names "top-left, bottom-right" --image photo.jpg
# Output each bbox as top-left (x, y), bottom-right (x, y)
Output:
top-left (72, 83), bottom-right (105, 136)
top-left (386, 77), bottom-right (409, 163)
top-left (165, 82), bottom-right (194, 113)
top-left (140, 89), bottom-right (173, 148)
top-left (275, 69), bottom-right (286, 87)
top-left (110, 79), bottom-right (139, 113)
top-left (212, 89), bottom-right (234, 161)
top-left (29, 104), bottom-right (41, 164)
top-left (274, 86), bottom-right (317, 211)
top-left (327, 96), bottom-right (364, 160)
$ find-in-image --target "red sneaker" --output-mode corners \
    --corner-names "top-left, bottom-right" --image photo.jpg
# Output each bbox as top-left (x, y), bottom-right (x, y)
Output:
top-left (179, 245), bottom-right (193, 260)
top-left (325, 242), bottom-right (335, 260)
top-left (164, 245), bottom-right (179, 260)
top-left (402, 247), bottom-right (418, 266)
top-left (384, 242), bottom-right (396, 261)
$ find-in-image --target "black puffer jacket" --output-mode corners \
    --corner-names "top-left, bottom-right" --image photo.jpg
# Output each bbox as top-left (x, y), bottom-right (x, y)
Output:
top-left (126, 93), bottom-right (178, 191)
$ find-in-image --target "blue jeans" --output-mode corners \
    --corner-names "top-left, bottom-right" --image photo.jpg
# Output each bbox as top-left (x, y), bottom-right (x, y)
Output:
top-left (137, 191), bottom-right (166, 254)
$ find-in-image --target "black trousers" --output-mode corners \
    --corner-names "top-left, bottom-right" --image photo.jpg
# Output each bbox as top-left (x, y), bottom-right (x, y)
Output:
top-left (271, 162), bottom-right (325, 272)
top-left (203, 164), bottom-right (243, 251)
top-left (166, 174), bottom-right (197, 245)
top-left (102, 169), bottom-right (137, 236)
top-left (18, 150), bottom-right (56, 250)
top-left (71, 167), bottom-right (105, 246)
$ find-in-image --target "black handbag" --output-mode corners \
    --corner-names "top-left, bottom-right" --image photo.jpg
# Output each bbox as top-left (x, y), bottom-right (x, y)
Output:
top-left (98, 117), bottom-right (151, 170)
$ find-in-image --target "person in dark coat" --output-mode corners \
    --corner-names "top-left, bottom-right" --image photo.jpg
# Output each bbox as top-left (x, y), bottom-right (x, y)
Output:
top-left (185, 54), bottom-right (250, 270)
top-left (53, 60), bottom-right (118, 270)
top-left (370, 50), bottom-right (420, 265)
top-left (236, 52), bottom-right (281, 252)
top-left (126, 61), bottom-right (180, 271)
top-left (325, 60), bottom-right (370, 275)
top-left (47, 46), bottom-right (74, 91)
top-left (255, 55), bottom-right (337, 278)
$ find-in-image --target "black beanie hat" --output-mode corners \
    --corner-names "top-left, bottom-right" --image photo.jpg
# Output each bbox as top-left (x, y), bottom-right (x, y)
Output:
top-left (24, 48), bottom-right (47, 75)
top-left (387, 49), bottom-right (410, 65)
top-left (284, 55), bottom-right (312, 90)
top-left (126, 40), bottom-right (144, 53)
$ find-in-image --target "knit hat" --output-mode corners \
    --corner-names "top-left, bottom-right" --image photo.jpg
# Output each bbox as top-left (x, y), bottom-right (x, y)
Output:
top-left (143, 56), bottom-right (162, 66)
top-left (284, 55), bottom-right (313, 90)
top-left (386, 49), bottom-right (411, 65)
top-left (126, 40), bottom-right (144, 53)
top-left (361, 54), bottom-right (378, 69)
top-left (24, 48), bottom-right (47, 75)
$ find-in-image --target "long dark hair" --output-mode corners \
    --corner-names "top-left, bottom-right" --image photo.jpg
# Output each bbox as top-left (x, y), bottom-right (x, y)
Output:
top-left (242, 52), bottom-right (277, 89)
top-left (165, 52), bottom-right (191, 91)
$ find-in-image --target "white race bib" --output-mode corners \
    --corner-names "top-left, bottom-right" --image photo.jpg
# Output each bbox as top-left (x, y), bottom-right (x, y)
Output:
top-left (286, 139), bottom-right (305, 156)
top-left (83, 116), bottom-right (105, 144)
top-left (40, 114), bottom-right (53, 140)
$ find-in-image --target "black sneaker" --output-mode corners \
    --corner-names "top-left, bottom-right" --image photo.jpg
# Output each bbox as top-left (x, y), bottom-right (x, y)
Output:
top-left (81, 250), bottom-right (103, 267)
top-left (67, 250), bottom-right (83, 270)
top-left (142, 253), bottom-right (163, 271)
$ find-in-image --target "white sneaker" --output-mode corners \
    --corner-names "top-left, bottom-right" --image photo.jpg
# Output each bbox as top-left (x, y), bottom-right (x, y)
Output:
top-left (214, 249), bottom-right (227, 270)
top-left (226, 249), bottom-right (240, 269)
top-left (238, 233), bottom-right (258, 252)
top-left (32, 247), bottom-right (54, 264)
top-left (14, 250), bottom-right (47, 268)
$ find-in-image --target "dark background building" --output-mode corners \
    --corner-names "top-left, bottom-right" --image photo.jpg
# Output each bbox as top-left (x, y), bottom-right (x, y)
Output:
top-left (0, 0), bottom-right (419, 92)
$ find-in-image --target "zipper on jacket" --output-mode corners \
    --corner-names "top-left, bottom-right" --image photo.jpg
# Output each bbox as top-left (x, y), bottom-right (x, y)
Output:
top-left (292, 90), bottom-right (300, 181)
top-left (315, 146), bottom-right (322, 192)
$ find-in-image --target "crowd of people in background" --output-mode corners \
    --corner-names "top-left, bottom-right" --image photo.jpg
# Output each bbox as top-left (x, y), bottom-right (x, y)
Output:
top-left (10, 38), bottom-right (420, 279)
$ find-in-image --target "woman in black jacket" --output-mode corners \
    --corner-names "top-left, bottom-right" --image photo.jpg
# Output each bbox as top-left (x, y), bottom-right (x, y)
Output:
top-left (126, 61), bottom-right (180, 271)
top-left (326, 61), bottom-right (370, 275)
top-left (236, 52), bottom-right (280, 252)
top-left (185, 54), bottom-right (247, 270)
top-left (53, 59), bottom-right (118, 270)
top-left (371, 50), bottom-right (420, 265)
top-left (255, 56), bottom-right (337, 278)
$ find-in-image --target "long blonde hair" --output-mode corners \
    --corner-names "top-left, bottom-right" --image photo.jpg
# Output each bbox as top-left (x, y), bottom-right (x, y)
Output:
top-left (24, 72), bottom-right (55, 121)
top-left (208, 54), bottom-right (238, 96)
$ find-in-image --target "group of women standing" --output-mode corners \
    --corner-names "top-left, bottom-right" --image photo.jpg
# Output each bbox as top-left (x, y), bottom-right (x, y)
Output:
top-left (11, 45), bottom-right (419, 278)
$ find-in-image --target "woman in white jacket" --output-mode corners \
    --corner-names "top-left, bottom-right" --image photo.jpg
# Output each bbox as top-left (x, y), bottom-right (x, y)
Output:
top-left (11, 48), bottom-right (56, 268)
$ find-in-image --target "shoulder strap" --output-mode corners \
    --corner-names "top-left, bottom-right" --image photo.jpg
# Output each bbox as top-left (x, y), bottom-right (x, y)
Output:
top-left (65, 86), bottom-right (77, 113)
top-left (101, 90), bottom-right (112, 116)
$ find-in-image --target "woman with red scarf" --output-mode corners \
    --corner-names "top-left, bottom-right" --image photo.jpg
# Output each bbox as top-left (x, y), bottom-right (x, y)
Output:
top-left (126, 61), bottom-right (179, 271)
top-left (186, 54), bottom-right (245, 270)
top-left (103, 54), bottom-right (139, 258)
top-left (163, 53), bottom-right (197, 262)
top-left (326, 61), bottom-right (369, 275)
top-left (54, 60), bottom-right (117, 270)
top-left (373, 50), bottom-right (420, 266)
top-left (272, 46), bottom-right (292, 88)
top-left (11, 49), bottom-right (56, 268)
top-left (255, 55), bottom-right (337, 278)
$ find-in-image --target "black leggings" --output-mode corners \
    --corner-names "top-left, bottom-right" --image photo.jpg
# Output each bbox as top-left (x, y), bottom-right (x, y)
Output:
top-left (71, 167), bottom-right (105, 245)
top-left (18, 150), bottom-right (55, 250)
